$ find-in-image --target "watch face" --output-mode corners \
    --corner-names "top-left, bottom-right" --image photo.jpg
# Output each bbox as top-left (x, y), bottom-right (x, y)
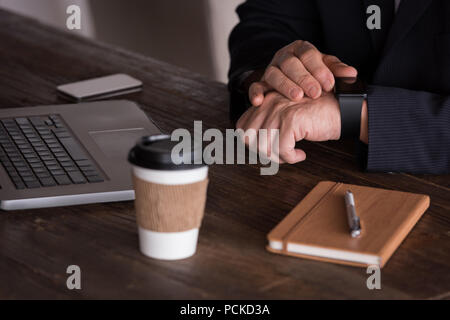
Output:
top-left (334, 77), bottom-right (367, 95)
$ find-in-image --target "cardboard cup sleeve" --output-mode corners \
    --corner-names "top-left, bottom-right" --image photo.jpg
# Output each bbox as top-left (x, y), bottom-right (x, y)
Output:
top-left (132, 175), bottom-right (209, 232)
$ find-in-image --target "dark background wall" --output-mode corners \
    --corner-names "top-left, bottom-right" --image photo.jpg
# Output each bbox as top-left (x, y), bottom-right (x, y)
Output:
top-left (90, 0), bottom-right (215, 78)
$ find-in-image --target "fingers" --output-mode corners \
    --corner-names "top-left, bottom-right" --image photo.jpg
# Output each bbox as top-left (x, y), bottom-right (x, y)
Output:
top-left (263, 66), bottom-right (304, 102)
top-left (278, 54), bottom-right (321, 100)
top-left (236, 108), bottom-right (252, 130)
top-left (248, 81), bottom-right (270, 106)
top-left (280, 148), bottom-right (306, 164)
top-left (323, 55), bottom-right (358, 78)
top-left (295, 41), bottom-right (334, 95)
top-left (252, 40), bottom-right (359, 106)
top-left (236, 107), bottom-right (266, 147)
top-left (277, 111), bottom-right (306, 164)
top-left (258, 110), bottom-right (282, 160)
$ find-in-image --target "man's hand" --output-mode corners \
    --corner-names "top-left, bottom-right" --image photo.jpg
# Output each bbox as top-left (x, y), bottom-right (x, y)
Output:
top-left (237, 91), bottom-right (342, 164)
top-left (249, 40), bottom-right (357, 106)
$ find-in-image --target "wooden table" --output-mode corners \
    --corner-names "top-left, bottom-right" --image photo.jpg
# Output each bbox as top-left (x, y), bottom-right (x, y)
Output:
top-left (0, 9), bottom-right (449, 300)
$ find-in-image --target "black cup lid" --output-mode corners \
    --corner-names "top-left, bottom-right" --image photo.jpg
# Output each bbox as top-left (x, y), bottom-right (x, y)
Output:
top-left (128, 134), bottom-right (205, 170)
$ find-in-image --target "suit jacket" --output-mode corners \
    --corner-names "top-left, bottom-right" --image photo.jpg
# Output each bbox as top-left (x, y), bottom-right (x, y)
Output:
top-left (228, 0), bottom-right (450, 174)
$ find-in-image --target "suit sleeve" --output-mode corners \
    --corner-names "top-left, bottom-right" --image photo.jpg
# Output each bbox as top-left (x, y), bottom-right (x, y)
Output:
top-left (365, 85), bottom-right (450, 174)
top-left (228, 0), bottom-right (323, 122)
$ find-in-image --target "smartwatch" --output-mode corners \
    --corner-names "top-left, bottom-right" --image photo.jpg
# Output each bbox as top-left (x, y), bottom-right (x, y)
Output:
top-left (334, 77), bottom-right (367, 139)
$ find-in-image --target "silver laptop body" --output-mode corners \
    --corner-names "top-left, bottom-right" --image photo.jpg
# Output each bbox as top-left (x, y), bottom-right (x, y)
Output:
top-left (0, 100), bottom-right (160, 210)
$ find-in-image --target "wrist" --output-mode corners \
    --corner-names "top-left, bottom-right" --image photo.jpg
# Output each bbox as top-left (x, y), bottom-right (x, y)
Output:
top-left (360, 99), bottom-right (368, 144)
top-left (333, 96), bottom-right (342, 140)
top-left (305, 93), bottom-right (341, 141)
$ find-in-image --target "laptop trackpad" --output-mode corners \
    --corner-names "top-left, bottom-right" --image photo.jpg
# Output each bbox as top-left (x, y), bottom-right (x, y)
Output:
top-left (89, 128), bottom-right (147, 159)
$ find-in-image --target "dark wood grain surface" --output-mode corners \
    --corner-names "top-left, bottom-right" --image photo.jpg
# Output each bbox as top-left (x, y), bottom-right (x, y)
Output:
top-left (0, 9), bottom-right (449, 300)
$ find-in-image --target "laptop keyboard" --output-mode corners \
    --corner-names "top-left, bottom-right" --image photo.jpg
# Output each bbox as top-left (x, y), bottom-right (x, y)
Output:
top-left (0, 115), bottom-right (104, 189)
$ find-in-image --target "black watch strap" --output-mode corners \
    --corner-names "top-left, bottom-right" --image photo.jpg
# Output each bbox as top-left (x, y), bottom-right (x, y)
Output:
top-left (338, 95), bottom-right (364, 139)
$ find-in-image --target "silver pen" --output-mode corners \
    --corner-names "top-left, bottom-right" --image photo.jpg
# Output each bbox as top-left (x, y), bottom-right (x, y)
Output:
top-left (344, 190), bottom-right (361, 238)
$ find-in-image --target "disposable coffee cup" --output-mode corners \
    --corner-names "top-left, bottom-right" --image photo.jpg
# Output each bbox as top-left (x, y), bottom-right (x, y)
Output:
top-left (128, 134), bottom-right (208, 260)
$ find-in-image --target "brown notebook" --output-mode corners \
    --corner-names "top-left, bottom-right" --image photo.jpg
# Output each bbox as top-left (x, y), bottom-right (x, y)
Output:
top-left (267, 181), bottom-right (430, 268)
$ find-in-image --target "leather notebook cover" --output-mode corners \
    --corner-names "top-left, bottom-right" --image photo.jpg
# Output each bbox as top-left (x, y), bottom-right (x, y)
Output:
top-left (267, 181), bottom-right (430, 268)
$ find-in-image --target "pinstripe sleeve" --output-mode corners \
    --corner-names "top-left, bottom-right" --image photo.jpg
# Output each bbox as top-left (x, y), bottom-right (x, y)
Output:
top-left (366, 85), bottom-right (450, 174)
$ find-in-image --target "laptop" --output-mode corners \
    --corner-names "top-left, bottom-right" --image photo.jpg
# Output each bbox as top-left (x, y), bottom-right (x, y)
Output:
top-left (0, 100), bottom-right (161, 210)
